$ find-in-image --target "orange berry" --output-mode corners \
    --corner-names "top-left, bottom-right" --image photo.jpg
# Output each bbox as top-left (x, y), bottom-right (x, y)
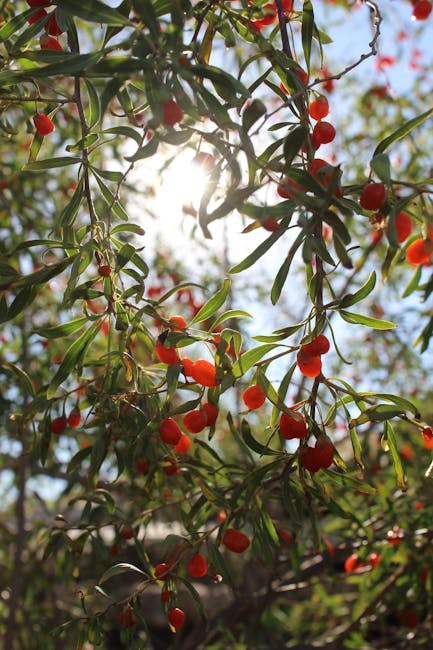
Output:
top-left (98, 264), bottom-right (111, 277)
top-left (40, 34), bottom-right (62, 50)
top-left (309, 95), bottom-right (329, 120)
top-left (155, 341), bottom-right (180, 365)
top-left (188, 553), bottom-right (207, 578)
top-left (242, 385), bottom-right (266, 410)
top-left (67, 409), bottom-right (81, 428)
top-left (28, 8), bottom-right (47, 24)
top-left (45, 13), bottom-right (63, 35)
top-left (33, 112), bottom-right (54, 136)
top-left (222, 528), bottom-right (250, 553)
top-left (277, 177), bottom-right (303, 199)
top-left (183, 409), bottom-right (207, 434)
top-left (202, 402), bottom-right (219, 426)
top-left (159, 418), bottom-right (182, 445)
top-left (189, 359), bottom-right (219, 387)
top-left (312, 121), bottom-right (336, 145)
top-left (168, 314), bottom-right (187, 330)
top-left (296, 349), bottom-right (322, 378)
top-left (406, 238), bottom-right (433, 265)
top-left (344, 552), bottom-right (364, 573)
top-left (279, 411), bottom-right (307, 440)
top-left (393, 211), bottom-right (413, 243)
top-left (412, 0), bottom-right (432, 19)
top-left (174, 434), bottom-right (191, 454)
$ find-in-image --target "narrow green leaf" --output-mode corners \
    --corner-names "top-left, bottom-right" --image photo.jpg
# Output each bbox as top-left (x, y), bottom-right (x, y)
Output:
top-left (33, 317), bottom-right (88, 339)
top-left (349, 426), bottom-right (364, 470)
top-left (189, 279), bottom-right (231, 325)
top-left (125, 136), bottom-right (159, 162)
top-left (47, 320), bottom-right (102, 398)
top-left (103, 126), bottom-right (142, 146)
top-left (2, 362), bottom-right (35, 396)
top-left (340, 310), bottom-right (396, 330)
top-left (191, 63), bottom-right (251, 100)
top-left (374, 107), bottom-right (433, 155)
top-left (55, 0), bottom-right (132, 25)
top-left (23, 157), bottom-right (81, 171)
top-left (322, 469), bottom-right (376, 494)
top-left (231, 344), bottom-right (277, 379)
top-left (210, 309), bottom-right (252, 329)
top-left (99, 563), bottom-right (146, 585)
top-left (283, 126), bottom-right (308, 169)
top-left (242, 99), bottom-right (266, 132)
top-left (271, 230), bottom-right (305, 304)
top-left (350, 404), bottom-right (404, 427)
top-left (301, 1), bottom-right (314, 72)
top-left (241, 419), bottom-right (280, 456)
top-left (59, 178), bottom-right (84, 226)
top-left (339, 271), bottom-right (376, 308)
top-left (383, 422), bottom-right (407, 491)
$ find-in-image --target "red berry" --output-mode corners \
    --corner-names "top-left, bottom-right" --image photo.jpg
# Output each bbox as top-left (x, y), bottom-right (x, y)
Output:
top-left (183, 409), bottom-right (207, 434)
top-left (422, 426), bottom-right (433, 441)
top-left (161, 588), bottom-right (171, 603)
top-left (188, 553), bottom-right (207, 578)
top-left (202, 402), bottom-right (219, 426)
top-left (242, 385), bottom-right (266, 410)
top-left (174, 434), bottom-right (191, 454)
top-left (309, 95), bottom-right (329, 120)
top-left (412, 0), bottom-right (432, 20)
top-left (188, 359), bottom-right (219, 387)
top-left (50, 416), bottom-right (67, 435)
top-left (33, 113), bottom-right (54, 136)
top-left (262, 216), bottom-right (280, 232)
top-left (296, 349), bottom-right (322, 378)
top-left (279, 529), bottom-right (293, 546)
top-left (279, 411), bottom-right (307, 440)
top-left (67, 409), bottom-right (81, 428)
top-left (344, 552), bottom-right (364, 573)
top-left (406, 238), bottom-right (433, 265)
top-left (277, 177), bottom-right (303, 199)
top-left (27, 0), bottom-right (52, 6)
top-left (359, 182), bottom-right (386, 211)
top-left (299, 445), bottom-right (322, 473)
top-left (301, 334), bottom-right (330, 356)
top-left (368, 552), bottom-right (381, 569)
top-left (155, 341), bottom-right (180, 365)
top-left (154, 562), bottom-right (171, 581)
top-left (28, 8), bottom-right (47, 24)
top-left (312, 121), bottom-right (336, 145)
top-left (45, 13), bottom-right (64, 35)
top-left (40, 34), bottom-right (62, 50)
top-left (163, 461), bottom-right (180, 476)
top-left (168, 607), bottom-right (185, 630)
top-left (222, 528), bottom-right (250, 553)
top-left (393, 211), bottom-right (413, 243)
top-left (162, 99), bottom-right (184, 126)
top-left (120, 525), bottom-right (134, 540)
top-left (98, 264), bottom-right (111, 277)
top-left (119, 606), bottom-right (136, 628)
top-left (135, 458), bottom-right (149, 474)
top-left (159, 418), bottom-right (182, 445)
top-left (314, 435), bottom-right (334, 469)
top-left (109, 543), bottom-right (118, 555)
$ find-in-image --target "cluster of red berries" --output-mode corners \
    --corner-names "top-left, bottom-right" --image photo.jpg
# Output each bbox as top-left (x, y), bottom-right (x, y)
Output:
top-left (299, 434), bottom-right (334, 473)
top-left (344, 551), bottom-right (380, 573)
top-left (27, 1), bottom-right (64, 49)
top-left (50, 409), bottom-right (81, 434)
top-left (296, 333), bottom-right (330, 378)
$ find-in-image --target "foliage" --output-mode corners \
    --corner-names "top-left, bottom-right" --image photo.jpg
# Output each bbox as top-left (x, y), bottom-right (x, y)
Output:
top-left (1, 0), bottom-right (433, 648)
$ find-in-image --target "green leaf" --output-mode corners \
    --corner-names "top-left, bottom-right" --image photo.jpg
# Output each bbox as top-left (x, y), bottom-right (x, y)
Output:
top-left (23, 157), bottom-right (82, 171)
top-left (2, 362), bottom-right (35, 397)
top-left (210, 309), bottom-right (252, 329)
top-left (229, 214), bottom-right (292, 274)
top-left (191, 63), bottom-right (250, 101)
top-left (0, 8), bottom-right (35, 41)
top-left (98, 563), bottom-right (146, 585)
top-left (125, 135), bottom-right (159, 162)
top-left (301, 1), bottom-right (314, 72)
top-left (271, 230), bottom-right (305, 304)
top-left (339, 271), bottom-right (376, 308)
top-left (374, 106), bottom-right (433, 155)
top-left (230, 344), bottom-right (277, 380)
top-left (383, 421), bottom-right (407, 491)
top-left (350, 404), bottom-right (404, 427)
top-left (59, 178), bottom-right (84, 226)
top-left (189, 279), bottom-right (231, 325)
top-left (370, 153), bottom-right (391, 185)
top-left (339, 310), bottom-right (396, 330)
top-left (349, 426), bottom-right (364, 470)
top-left (283, 126), bottom-right (308, 169)
top-left (241, 419), bottom-right (280, 456)
top-left (33, 317), bottom-right (88, 340)
top-left (102, 126), bottom-right (142, 146)
top-left (242, 99), bottom-right (266, 132)
top-left (54, 0), bottom-right (132, 25)
top-left (321, 469), bottom-right (376, 494)
top-left (47, 320), bottom-right (102, 398)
